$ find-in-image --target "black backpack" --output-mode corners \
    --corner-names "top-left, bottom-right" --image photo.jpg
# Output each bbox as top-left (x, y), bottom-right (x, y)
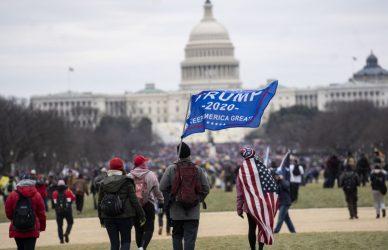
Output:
top-left (292, 165), bottom-right (301, 176)
top-left (55, 191), bottom-right (69, 214)
top-left (372, 173), bottom-right (387, 195)
top-left (13, 191), bottom-right (35, 232)
top-left (100, 192), bottom-right (124, 217)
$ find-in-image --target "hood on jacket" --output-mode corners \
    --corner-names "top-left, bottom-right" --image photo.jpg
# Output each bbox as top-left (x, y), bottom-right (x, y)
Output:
top-left (102, 175), bottom-right (129, 193)
top-left (131, 167), bottom-right (151, 178)
top-left (16, 185), bottom-right (38, 197)
top-left (17, 179), bottom-right (36, 187)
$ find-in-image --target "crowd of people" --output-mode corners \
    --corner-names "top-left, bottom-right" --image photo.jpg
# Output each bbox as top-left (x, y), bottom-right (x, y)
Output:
top-left (1, 142), bottom-right (387, 250)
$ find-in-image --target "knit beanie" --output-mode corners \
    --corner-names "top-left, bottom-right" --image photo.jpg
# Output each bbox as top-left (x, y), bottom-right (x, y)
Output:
top-left (177, 142), bottom-right (191, 159)
top-left (109, 157), bottom-right (124, 171)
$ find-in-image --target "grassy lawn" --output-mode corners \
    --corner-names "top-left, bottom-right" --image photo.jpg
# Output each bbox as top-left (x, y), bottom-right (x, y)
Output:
top-left (33, 232), bottom-right (388, 250)
top-left (1, 183), bottom-right (387, 222)
top-left (206, 182), bottom-right (388, 211)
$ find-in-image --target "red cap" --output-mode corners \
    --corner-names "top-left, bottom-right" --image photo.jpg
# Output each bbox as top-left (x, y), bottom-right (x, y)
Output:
top-left (133, 155), bottom-right (149, 167)
top-left (109, 157), bottom-right (124, 171)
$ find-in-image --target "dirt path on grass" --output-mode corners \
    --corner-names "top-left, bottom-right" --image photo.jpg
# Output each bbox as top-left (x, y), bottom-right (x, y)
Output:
top-left (1, 207), bottom-right (387, 249)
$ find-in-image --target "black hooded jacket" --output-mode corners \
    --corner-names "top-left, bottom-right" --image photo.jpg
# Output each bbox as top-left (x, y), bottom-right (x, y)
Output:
top-left (98, 174), bottom-right (144, 219)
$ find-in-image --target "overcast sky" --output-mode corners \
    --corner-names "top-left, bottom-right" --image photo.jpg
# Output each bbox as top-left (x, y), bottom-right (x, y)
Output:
top-left (1, 0), bottom-right (387, 97)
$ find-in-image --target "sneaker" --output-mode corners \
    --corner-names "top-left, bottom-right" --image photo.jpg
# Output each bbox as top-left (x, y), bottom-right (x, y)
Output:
top-left (158, 226), bottom-right (162, 235)
top-left (383, 209), bottom-right (386, 218)
top-left (138, 248), bottom-right (144, 250)
top-left (64, 234), bottom-right (69, 243)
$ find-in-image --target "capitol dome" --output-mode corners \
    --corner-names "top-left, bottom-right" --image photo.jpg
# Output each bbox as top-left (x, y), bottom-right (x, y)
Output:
top-left (352, 51), bottom-right (388, 83)
top-left (189, 1), bottom-right (230, 43)
top-left (180, 0), bottom-right (241, 90)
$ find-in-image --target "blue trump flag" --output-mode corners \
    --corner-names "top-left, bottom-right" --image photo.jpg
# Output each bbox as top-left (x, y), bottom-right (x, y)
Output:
top-left (182, 81), bottom-right (278, 138)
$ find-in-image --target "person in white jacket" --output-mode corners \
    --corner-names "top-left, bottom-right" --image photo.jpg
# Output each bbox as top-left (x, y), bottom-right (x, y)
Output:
top-left (290, 159), bottom-right (304, 203)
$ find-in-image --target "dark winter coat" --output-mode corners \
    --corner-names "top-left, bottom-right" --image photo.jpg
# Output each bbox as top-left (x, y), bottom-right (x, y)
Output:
top-left (277, 178), bottom-right (292, 206)
top-left (370, 169), bottom-right (387, 194)
top-left (98, 173), bottom-right (144, 219)
top-left (339, 170), bottom-right (360, 193)
top-left (356, 157), bottom-right (370, 173)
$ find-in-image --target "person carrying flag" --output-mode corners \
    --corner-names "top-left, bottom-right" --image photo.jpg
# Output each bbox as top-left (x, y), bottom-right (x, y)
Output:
top-left (236, 147), bottom-right (279, 250)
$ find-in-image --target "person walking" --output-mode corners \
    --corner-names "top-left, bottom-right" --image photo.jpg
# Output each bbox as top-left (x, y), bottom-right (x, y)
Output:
top-left (339, 165), bottom-right (360, 219)
top-left (2, 176), bottom-right (16, 202)
top-left (5, 176), bottom-right (46, 250)
top-left (160, 142), bottom-right (210, 250)
top-left (236, 148), bottom-right (263, 250)
top-left (91, 168), bottom-right (107, 210)
top-left (72, 174), bottom-right (89, 214)
top-left (289, 159), bottom-right (304, 203)
top-left (274, 171), bottom-right (296, 234)
top-left (324, 155), bottom-right (341, 188)
top-left (370, 165), bottom-right (387, 218)
top-left (52, 180), bottom-right (76, 244)
top-left (157, 166), bottom-right (172, 236)
top-left (130, 155), bottom-right (164, 250)
top-left (356, 153), bottom-right (370, 186)
top-left (35, 175), bottom-right (48, 212)
top-left (47, 174), bottom-right (57, 210)
top-left (98, 157), bottom-right (145, 250)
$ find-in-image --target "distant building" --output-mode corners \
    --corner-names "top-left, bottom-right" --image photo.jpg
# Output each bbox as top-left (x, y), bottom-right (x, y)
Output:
top-left (180, 0), bottom-right (241, 90)
top-left (352, 52), bottom-right (388, 83)
top-left (30, 1), bottom-right (388, 143)
top-left (293, 52), bottom-right (388, 111)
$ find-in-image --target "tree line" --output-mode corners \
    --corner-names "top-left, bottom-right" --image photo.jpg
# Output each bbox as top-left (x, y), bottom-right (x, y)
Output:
top-left (0, 97), bottom-right (155, 174)
top-left (247, 101), bottom-right (388, 154)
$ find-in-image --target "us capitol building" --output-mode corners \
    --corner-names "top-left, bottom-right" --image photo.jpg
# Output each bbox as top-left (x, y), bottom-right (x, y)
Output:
top-left (31, 0), bottom-right (388, 143)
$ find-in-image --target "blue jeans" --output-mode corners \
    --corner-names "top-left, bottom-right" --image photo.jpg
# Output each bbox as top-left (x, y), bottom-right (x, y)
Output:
top-left (274, 205), bottom-right (296, 233)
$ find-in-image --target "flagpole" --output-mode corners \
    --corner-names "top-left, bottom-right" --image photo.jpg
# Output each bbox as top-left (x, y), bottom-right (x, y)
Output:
top-left (177, 93), bottom-right (192, 160)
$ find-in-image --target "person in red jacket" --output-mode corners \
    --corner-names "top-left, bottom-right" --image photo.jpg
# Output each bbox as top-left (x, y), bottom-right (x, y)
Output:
top-left (5, 176), bottom-right (46, 250)
top-left (52, 180), bottom-right (76, 244)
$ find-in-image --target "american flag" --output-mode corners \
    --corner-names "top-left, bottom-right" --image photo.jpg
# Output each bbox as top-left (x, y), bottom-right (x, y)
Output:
top-left (238, 157), bottom-right (279, 245)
